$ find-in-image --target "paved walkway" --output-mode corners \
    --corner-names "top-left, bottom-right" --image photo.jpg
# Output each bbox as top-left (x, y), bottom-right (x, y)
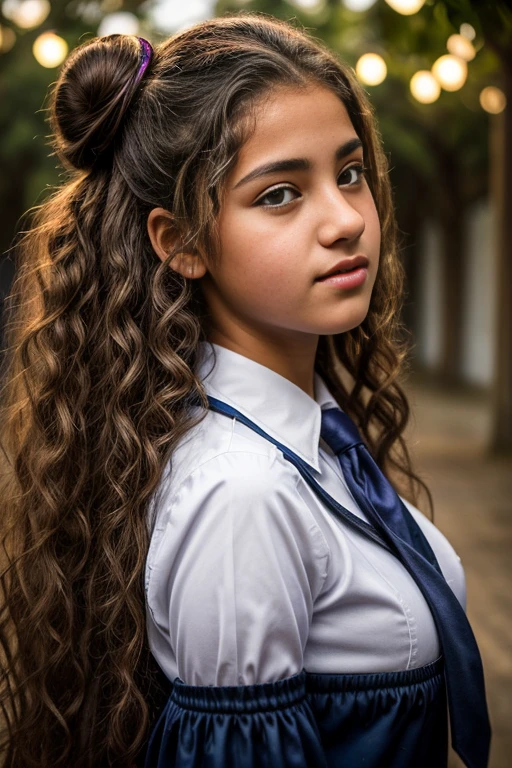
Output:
top-left (404, 375), bottom-right (512, 768)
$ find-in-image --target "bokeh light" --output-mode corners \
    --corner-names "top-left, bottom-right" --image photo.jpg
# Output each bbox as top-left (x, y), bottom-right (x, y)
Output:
top-left (9, 0), bottom-right (50, 29)
top-left (410, 70), bottom-right (441, 103)
top-left (480, 86), bottom-right (507, 114)
top-left (0, 24), bottom-right (16, 52)
top-left (384, 0), bottom-right (426, 15)
top-left (342, 0), bottom-right (377, 11)
top-left (32, 31), bottom-right (68, 67)
top-left (431, 54), bottom-right (467, 91)
top-left (147, 0), bottom-right (215, 35)
top-left (447, 33), bottom-right (475, 62)
top-left (286, 0), bottom-right (327, 12)
top-left (97, 12), bottom-right (139, 36)
top-left (356, 53), bottom-right (387, 85)
top-left (460, 23), bottom-right (476, 41)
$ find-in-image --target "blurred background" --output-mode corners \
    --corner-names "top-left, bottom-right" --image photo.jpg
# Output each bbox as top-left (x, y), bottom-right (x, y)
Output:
top-left (0, 0), bottom-right (510, 765)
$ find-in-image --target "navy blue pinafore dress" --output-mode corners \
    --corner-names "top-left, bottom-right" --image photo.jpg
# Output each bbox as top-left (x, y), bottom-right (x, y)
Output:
top-left (143, 397), bottom-right (449, 768)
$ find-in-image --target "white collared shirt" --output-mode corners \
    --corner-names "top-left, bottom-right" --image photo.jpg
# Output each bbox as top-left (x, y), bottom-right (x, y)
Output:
top-left (145, 341), bottom-right (466, 686)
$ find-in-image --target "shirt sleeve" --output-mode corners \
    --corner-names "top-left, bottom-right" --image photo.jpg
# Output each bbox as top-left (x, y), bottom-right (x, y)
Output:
top-left (144, 450), bottom-right (331, 767)
top-left (166, 450), bottom-right (330, 685)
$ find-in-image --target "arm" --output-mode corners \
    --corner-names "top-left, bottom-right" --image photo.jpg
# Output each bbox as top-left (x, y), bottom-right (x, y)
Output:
top-left (144, 451), bottom-right (331, 767)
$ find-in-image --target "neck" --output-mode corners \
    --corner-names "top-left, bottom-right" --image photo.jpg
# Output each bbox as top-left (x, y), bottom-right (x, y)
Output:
top-left (206, 327), bottom-right (319, 399)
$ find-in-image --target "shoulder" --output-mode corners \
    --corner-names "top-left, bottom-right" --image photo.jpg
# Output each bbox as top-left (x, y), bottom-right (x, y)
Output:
top-left (150, 404), bottom-right (309, 531)
top-left (159, 405), bottom-right (278, 493)
top-left (165, 431), bottom-right (298, 509)
top-left (145, 404), bottom-right (331, 592)
top-left (151, 446), bottom-right (318, 546)
top-left (145, 441), bottom-right (330, 601)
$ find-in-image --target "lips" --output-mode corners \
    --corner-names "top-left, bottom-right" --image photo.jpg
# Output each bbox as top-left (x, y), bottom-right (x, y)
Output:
top-left (316, 254), bottom-right (369, 281)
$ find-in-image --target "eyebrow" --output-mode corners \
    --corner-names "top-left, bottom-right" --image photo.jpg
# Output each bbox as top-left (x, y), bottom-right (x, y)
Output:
top-left (232, 137), bottom-right (363, 190)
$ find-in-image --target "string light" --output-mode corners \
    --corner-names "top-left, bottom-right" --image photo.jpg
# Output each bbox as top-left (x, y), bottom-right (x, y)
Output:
top-left (97, 12), bottom-right (139, 36)
top-left (410, 70), bottom-right (441, 103)
top-left (431, 54), bottom-right (467, 91)
top-left (0, 24), bottom-right (16, 52)
top-left (286, 0), bottom-right (327, 13)
top-left (446, 33), bottom-right (475, 62)
top-left (342, 0), bottom-right (377, 11)
top-left (384, 0), bottom-right (426, 15)
top-left (480, 86), bottom-right (507, 114)
top-left (33, 31), bottom-right (67, 67)
top-left (3, 0), bottom-right (49, 29)
top-left (356, 53), bottom-right (387, 85)
top-left (460, 23), bottom-right (476, 41)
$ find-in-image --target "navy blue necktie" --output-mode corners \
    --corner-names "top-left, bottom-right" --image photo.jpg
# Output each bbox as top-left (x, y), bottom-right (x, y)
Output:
top-left (320, 407), bottom-right (491, 768)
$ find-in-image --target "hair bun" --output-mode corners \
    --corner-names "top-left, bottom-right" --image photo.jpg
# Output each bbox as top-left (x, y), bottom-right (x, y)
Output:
top-left (49, 34), bottom-right (152, 172)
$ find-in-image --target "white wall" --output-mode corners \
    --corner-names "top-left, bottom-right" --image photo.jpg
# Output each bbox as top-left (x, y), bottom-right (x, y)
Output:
top-left (460, 199), bottom-right (496, 387)
top-left (415, 200), bottom-right (496, 387)
top-left (416, 218), bottom-right (443, 369)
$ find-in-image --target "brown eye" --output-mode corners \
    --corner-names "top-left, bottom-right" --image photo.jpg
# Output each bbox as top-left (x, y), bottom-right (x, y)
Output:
top-left (338, 164), bottom-right (366, 186)
top-left (264, 189), bottom-right (287, 205)
top-left (255, 186), bottom-right (298, 208)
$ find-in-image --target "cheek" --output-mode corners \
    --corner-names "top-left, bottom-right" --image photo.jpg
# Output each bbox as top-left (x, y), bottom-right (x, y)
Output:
top-left (218, 213), bottom-right (298, 287)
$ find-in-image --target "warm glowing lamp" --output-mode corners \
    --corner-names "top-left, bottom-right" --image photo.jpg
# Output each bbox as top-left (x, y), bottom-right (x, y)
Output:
top-left (33, 31), bottom-right (68, 67)
top-left (431, 54), bottom-right (467, 91)
top-left (355, 53), bottom-right (387, 85)
top-left (460, 23), bottom-right (476, 41)
top-left (447, 33), bottom-right (475, 61)
top-left (286, 0), bottom-right (327, 11)
top-left (410, 70), bottom-right (441, 103)
top-left (384, 0), bottom-right (426, 15)
top-left (480, 86), bottom-right (507, 114)
top-left (97, 12), bottom-right (140, 36)
top-left (0, 24), bottom-right (16, 52)
top-left (342, 0), bottom-right (378, 11)
top-left (10, 0), bottom-right (49, 29)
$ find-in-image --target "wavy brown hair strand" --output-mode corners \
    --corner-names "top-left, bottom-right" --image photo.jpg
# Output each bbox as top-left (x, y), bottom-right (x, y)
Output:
top-left (0, 13), bottom-right (432, 766)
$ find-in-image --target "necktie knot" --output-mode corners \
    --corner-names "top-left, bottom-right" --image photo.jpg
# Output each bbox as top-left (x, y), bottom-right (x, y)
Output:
top-left (320, 407), bottom-right (365, 456)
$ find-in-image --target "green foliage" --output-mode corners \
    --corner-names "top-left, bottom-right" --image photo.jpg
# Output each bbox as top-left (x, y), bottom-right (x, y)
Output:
top-left (0, 1), bottom-right (149, 254)
top-left (0, 0), bottom-right (509, 256)
top-left (216, 0), bottom-right (507, 216)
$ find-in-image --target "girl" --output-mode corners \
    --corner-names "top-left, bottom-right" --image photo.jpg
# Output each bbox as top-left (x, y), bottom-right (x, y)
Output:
top-left (0, 12), bottom-right (490, 768)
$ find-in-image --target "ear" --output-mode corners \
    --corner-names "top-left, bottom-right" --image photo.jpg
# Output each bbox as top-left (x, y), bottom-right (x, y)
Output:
top-left (147, 207), bottom-right (207, 279)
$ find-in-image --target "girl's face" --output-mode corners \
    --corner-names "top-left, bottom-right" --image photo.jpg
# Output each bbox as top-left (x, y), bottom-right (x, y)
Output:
top-left (201, 85), bottom-right (381, 358)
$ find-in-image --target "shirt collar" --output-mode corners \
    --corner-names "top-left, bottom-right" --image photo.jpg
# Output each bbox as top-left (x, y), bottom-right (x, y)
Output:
top-left (195, 341), bottom-right (342, 473)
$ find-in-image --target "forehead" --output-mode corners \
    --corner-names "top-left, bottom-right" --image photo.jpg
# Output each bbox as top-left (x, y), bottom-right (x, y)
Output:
top-left (235, 85), bottom-right (357, 168)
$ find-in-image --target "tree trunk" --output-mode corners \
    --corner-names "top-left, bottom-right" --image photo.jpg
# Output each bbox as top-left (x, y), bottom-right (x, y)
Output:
top-left (436, 147), bottom-right (465, 384)
top-left (490, 61), bottom-right (512, 452)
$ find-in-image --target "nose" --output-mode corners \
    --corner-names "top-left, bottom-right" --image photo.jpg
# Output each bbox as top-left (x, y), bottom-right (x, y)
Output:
top-left (315, 184), bottom-right (365, 247)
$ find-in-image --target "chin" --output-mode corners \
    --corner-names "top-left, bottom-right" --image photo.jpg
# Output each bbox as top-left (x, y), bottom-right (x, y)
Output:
top-left (322, 303), bottom-right (371, 336)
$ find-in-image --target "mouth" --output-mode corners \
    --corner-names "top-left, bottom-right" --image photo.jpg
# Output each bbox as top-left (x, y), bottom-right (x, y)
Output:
top-left (315, 254), bottom-right (369, 281)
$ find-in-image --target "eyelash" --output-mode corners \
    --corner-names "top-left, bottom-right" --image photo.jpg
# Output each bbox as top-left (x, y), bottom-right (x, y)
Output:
top-left (254, 163), bottom-right (368, 210)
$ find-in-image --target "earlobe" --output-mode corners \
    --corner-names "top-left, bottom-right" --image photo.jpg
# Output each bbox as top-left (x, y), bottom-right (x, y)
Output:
top-left (171, 253), bottom-right (208, 280)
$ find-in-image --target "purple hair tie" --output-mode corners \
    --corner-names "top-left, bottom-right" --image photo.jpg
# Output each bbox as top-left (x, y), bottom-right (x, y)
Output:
top-left (134, 37), bottom-right (153, 84)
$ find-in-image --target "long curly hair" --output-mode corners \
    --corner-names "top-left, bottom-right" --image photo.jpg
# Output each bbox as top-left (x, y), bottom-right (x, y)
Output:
top-left (0, 12), bottom-right (433, 766)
